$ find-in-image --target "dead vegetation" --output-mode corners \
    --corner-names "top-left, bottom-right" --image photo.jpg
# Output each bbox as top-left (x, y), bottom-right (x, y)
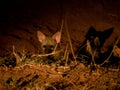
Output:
top-left (0, 20), bottom-right (120, 90)
top-left (0, 55), bottom-right (120, 90)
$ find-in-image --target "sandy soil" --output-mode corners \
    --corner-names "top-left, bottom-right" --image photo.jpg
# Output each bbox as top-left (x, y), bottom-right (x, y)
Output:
top-left (0, 0), bottom-right (120, 89)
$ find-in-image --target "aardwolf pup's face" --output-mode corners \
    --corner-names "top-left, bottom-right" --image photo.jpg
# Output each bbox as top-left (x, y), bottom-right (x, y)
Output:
top-left (86, 26), bottom-right (114, 55)
top-left (77, 26), bottom-right (114, 65)
top-left (37, 31), bottom-right (61, 54)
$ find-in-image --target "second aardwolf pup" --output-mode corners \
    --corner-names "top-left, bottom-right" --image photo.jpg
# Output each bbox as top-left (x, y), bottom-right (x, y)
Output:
top-left (77, 26), bottom-right (114, 66)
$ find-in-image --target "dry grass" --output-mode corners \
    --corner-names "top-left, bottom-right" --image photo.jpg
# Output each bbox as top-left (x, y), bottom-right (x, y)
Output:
top-left (0, 34), bottom-right (120, 90)
top-left (0, 20), bottom-right (120, 90)
top-left (0, 59), bottom-right (119, 90)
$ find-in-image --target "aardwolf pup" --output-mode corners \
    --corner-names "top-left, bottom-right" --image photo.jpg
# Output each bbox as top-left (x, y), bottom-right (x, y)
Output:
top-left (77, 26), bottom-right (114, 65)
top-left (37, 31), bottom-right (63, 64)
top-left (37, 31), bottom-right (61, 54)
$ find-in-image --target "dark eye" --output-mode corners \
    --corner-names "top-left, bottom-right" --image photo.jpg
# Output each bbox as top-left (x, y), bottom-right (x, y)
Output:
top-left (50, 45), bottom-right (54, 48)
top-left (43, 45), bottom-right (47, 48)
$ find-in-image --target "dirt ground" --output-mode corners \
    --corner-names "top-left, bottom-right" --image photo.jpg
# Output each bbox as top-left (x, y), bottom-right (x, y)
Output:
top-left (0, 0), bottom-right (120, 90)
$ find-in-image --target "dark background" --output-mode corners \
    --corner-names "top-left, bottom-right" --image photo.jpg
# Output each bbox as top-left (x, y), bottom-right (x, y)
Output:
top-left (0, 0), bottom-right (120, 56)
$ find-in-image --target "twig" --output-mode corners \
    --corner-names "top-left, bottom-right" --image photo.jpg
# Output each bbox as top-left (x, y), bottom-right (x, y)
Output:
top-left (65, 52), bottom-right (69, 66)
top-left (63, 44), bottom-right (68, 59)
top-left (53, 19), bottom-right (64, 52)
top-left (100, 38), bottom-right (119, 66)
top-left (12, 45), bottom-right (22, 64)
top-left (32, 50), bottom-right (62, 57)
top-left (65, 16), bottom-right (77, 64)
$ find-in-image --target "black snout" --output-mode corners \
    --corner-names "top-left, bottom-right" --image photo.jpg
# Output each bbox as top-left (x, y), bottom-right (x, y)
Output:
top-left (43, 45), bottom-right (54, 54)
top-left (44, 48), bottom-right (53, 53)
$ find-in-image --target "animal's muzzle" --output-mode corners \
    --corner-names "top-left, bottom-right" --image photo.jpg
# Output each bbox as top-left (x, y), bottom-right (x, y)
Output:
top-left (44, 48), bottom-right (53, 54)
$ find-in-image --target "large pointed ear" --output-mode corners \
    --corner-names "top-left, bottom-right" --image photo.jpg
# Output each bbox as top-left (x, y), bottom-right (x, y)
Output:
top-left (102, 27), bottom-right (114, 39)
top-left (52, 31), bottom-right (61, 43)
top-left (37, 31), bottom-right (46, 42)
top-left (98, 27), bottom-right (114, 46)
